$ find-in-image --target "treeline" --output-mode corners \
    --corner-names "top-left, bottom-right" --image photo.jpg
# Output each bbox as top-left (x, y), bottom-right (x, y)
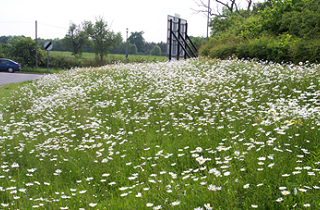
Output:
top-left (0, 33), bottom-right (166, 57)
top-left (0, 16), bottom-right (209, 69)
top-left (0, 17), bottom-right (168, 69)
top-left (0, 34), bottom-right (166, 69)
top-left (62, 20), bottom-right (167, 57)
top-left (200, 0), bottom-right (320, 64)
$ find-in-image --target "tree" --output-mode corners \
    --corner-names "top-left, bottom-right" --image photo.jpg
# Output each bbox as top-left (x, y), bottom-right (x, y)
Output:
top-left (10, 37), bottom-right (45, 67)
top-left (6, 35), bottom-right (25, 49)
top-left (63, 23), bottom-right (88, 55)
top-left (0, 36), bottom-right (11, 44)
top-left (85, 17), bottom-right (122, 62)
top-left (0, 43), bottom-right (8, 58)
top-left (193, 0), bottom-right (253, 18)
top-left (128, 31), bottom-right (145, 53)
top-left (128, 43), bottom-right (138, 55)
top-left (63, 23), bottom-right (88, 56)
top-left (150, 45), bottom-right (161, 56)
top-left (199, 0), bottom-right (320, 64)
top-left (157, 42), bottom-right (167, 55)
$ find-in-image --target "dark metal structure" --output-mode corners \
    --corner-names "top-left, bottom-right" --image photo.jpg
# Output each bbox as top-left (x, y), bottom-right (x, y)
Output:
top-left (167, 15), bottom-right (198, 61)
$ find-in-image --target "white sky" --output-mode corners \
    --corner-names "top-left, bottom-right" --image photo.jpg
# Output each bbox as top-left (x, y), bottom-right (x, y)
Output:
top-left (0, 0), bottom-right (213, 43)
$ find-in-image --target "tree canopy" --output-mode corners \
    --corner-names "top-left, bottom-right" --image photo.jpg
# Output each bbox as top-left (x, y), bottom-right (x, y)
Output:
top-left (200, 0), bottom-right (320, 64)
top-left (0, 36), bottom-right (45, 67)
top-left (0, 16), bottom-right (168, 68)
top-left (84, 17), bottom-right (122, 62)
top-left (63, 23), bottom-right (88, 56)
top-left (128, 31), bottom-right (145, 53)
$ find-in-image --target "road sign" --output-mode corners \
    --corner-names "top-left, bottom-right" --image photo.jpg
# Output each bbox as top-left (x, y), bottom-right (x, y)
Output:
top-left (44, 41), bottom-right (53, 51)
top-left (43, 41), bottom-right (53, 74)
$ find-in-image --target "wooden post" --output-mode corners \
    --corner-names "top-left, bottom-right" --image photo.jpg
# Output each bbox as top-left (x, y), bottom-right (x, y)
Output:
top-left (169, 19), bottom-right (172, 61)
top-left (35, 20), bottom-right (38, 68)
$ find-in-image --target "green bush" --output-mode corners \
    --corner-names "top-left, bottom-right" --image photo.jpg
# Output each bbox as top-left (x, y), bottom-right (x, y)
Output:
top-left (40, 54), bottom-right (82, 69)
top-left (208, 43), bottom-right (238, 60)
top-left (239, 37), bottom-right (273, 61)
top-left (201, 0), bottom-right (320, 64)
top-left (292, 39), bottom-right (320, 63)
top-left (201, 35), bottom-right (320, 64)
top-left (150, 45), bottom-right (161, 56)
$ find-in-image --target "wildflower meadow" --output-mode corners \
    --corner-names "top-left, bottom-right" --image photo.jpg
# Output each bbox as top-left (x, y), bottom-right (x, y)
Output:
top-left (0, 58), bottom-right (319, 209)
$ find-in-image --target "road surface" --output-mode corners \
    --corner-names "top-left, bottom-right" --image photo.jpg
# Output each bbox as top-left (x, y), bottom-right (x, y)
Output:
top-left (0, 72), bottom-right (43, 86)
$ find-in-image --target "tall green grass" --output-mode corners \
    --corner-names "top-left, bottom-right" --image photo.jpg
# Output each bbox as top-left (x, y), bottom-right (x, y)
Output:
top-left (0, 58), bottom-right (319, 209)
top-left (21, 52), bottom-right (167, 74)
top-left (50, 51), bottom-right (167, 63)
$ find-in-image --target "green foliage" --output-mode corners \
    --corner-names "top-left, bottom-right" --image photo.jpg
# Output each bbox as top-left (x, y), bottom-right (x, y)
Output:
top-left (252, 1), bottom-right (272, 12)
top-left (201, 0), bottom-right (320, 63)
top-left (128, 43), bottom-right (138, 55)
top-left (207, 42), bottom-right (238, 60)
top-left (63, 23), bottom-right (88, 56)
top-left (85, 17), bottom-right (122, 62)
top-left (291, 39), bottom-right (320, 63)
top-left (13, 37), bottom-right (45, 66)
top-left (128, 31), bottom-right (145, 53)
top-left (186, 36), bottom-right (206, 57)
top-left (0, 36), bottom-right (47, 67)
top-left (150, 45), bottom-right (161, 56)
top-left (279, 2), bottom-right (320, 39)
top-left (201, 34), bottom-right (320, 64)
top-left (210, 10), bottom-right (251, 38)
top-left (0, 35), bottom-right (11, 44)
top-left (29, 51), bottom-right (166, 70)
top-left (47, 54), bottom-right (83, 69)
top-left (242, 0), bottom-right (320, 39)
top-left (0, 43), bottom-right (8, 58)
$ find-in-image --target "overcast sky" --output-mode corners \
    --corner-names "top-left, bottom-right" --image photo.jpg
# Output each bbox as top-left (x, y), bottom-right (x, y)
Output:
top-left (0, 0), bottom-right (216, 43)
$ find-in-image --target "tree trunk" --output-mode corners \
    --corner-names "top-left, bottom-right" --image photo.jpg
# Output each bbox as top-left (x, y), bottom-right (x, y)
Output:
top-left (100, 50), bottom-right (104, 62)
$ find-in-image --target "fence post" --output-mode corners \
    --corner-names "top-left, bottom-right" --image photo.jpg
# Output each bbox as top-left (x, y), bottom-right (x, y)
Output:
top-left (169, 19), bottom-right (173, 61)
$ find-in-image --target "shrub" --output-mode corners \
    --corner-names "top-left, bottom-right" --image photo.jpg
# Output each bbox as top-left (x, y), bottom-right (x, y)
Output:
top-left (292, 39), bottom-right (320, 63)
top-left (150, 45), bottom-right (161, 56)
top-left (40, 54), bottom-right (82, 69)
top-left (128, 44), bottom-right (138, 55)
top-left (208, 43), bottom-right (238, 60)
top-left (201, 35), bottom-right (318, 64)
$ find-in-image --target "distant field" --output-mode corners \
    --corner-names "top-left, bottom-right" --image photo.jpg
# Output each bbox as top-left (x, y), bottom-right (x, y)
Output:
top-left (50, 51), bottom-right (168, 63)
top-left (21, 51), bottom-right (168, 74)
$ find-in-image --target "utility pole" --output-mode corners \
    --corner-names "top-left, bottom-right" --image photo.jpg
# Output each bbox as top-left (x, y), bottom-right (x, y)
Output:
top-left (125, 28), bottom-right (128, 64)
top-left (35, 20), bottom-right (38, 68)
top-left (207, 0), bottom-right (210, 42)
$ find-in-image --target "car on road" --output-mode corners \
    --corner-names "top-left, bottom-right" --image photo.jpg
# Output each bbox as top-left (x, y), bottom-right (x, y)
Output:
top-left (0, 58), bottom-right (21, 73)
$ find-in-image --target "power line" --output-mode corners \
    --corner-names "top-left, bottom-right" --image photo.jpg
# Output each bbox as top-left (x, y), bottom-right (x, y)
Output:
top-left (38, 23), bottom-right (68, 30)
top-left (0, 20), bottom-right (68, 30)
top-left (0, 20), bottom-right (34, 24)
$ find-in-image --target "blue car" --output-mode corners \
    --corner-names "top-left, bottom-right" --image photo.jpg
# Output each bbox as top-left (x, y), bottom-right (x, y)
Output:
top-left (0, 58), bottom-right (21, 73)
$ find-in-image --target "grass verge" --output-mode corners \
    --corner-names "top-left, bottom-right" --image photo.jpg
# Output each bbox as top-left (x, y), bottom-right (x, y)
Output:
top-left (0, 58), bottom-right (319, 209)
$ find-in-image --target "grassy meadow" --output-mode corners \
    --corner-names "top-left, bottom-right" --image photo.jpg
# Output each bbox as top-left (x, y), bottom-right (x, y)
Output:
top-left (50, 51), bottom-right (167, 63)
top-left (0, 58), bottom-right (320, 209)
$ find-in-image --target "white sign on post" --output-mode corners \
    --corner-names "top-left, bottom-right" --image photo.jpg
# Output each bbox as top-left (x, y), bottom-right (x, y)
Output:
top-left (44, 41), bottom-right (53, 51)
top-left (43, 41), bottom-right (53, 74)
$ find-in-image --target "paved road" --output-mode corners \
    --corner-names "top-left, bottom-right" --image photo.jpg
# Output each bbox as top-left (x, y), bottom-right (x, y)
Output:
top-left (0, 72), bottom-right (43, 86)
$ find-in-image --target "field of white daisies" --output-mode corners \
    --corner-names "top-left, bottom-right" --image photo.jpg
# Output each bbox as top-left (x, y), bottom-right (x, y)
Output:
top-left (0, 58), bottom-right (320, 209)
